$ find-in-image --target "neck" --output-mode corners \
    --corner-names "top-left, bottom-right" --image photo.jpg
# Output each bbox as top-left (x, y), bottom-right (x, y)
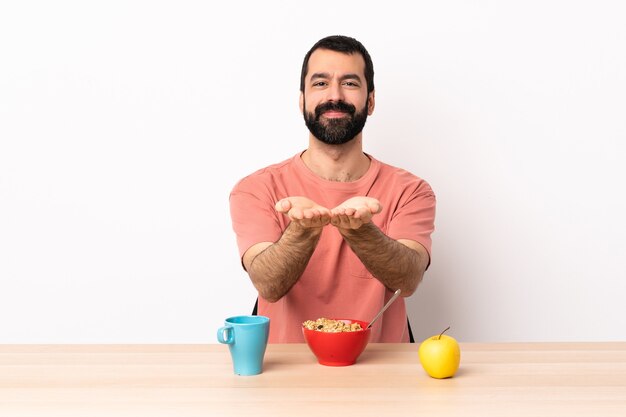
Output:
top-left (301, 134), bottom-right (370, 182)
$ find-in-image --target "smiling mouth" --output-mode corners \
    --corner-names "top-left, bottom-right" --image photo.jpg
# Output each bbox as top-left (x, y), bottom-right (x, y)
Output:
top-left (322, 111), bottom-right (349, 118)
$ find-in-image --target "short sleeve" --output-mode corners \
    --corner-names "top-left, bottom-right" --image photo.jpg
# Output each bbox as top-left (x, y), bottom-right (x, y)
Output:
top-left (386, 180), bottom-right (436, 260)
top-left (229, 178), bottom-right (284, 259)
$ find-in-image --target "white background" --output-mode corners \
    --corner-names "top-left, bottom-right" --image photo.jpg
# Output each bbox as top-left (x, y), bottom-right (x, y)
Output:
top-left (1, 1), bottom-right (625, 343)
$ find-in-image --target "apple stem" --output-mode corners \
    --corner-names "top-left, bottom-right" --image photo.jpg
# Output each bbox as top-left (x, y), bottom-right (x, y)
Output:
top-left (438, 326), bottom-right (451, 340)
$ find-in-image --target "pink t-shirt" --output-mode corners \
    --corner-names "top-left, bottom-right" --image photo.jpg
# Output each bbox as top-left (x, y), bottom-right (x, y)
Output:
top-left (229, 152), bottom-right (436, 343)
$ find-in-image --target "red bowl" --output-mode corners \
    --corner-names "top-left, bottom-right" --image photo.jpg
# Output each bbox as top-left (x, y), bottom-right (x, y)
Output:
top-left (302, 318), bottom-right (371, 366)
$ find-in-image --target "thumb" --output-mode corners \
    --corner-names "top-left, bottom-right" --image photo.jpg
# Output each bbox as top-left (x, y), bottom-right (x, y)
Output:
top-left (275, 199), bottom-right (292, 213)
top-left (368, 200), bottom-right (382, 214)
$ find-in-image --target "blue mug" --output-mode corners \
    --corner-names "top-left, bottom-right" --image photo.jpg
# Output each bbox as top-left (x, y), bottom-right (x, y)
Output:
top-left (217, 315), bottom-right (270, 376)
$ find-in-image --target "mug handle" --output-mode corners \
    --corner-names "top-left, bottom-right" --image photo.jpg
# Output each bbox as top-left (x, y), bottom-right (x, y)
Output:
top-left (217, 325), bottom-right (234, 344)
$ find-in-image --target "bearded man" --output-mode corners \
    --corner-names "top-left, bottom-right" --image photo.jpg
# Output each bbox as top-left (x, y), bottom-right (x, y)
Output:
top-left (229, 35), bottom-right (436, 343)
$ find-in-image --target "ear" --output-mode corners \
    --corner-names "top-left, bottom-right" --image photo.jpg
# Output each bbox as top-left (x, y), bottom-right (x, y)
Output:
top-left (299, 92), bottom-right (304, 114)
top-left (367, 90), bottom-right (375, 115)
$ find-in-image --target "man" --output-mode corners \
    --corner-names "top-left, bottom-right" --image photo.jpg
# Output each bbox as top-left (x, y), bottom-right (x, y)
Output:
top-left (229, 35), bottom-right (435, 343)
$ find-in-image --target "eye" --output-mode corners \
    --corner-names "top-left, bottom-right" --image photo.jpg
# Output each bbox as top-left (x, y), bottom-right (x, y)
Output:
top-left (343, 81), bottom-right (360, 87)
top-left (313, 81), bottom-right (327, 87)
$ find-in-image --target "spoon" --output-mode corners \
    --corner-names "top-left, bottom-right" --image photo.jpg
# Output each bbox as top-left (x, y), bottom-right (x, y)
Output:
top-left (366, 289), bottom-right (402, 330)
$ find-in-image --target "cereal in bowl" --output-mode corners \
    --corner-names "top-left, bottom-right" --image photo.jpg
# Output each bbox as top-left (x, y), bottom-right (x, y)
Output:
top-left (302, 318), bottom-right (363, 332)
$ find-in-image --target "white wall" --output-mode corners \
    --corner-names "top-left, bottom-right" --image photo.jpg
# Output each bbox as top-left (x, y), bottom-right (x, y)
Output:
top-left (1, 1), bottom-right (625, 343)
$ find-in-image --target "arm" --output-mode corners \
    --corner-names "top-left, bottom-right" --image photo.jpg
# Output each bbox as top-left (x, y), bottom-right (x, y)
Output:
top-left (242, 197), bottom-right (330, 303)
top-left (331, 197), bottom-right (429, 296)
top-left (339, 223), bottom-right (428, 296)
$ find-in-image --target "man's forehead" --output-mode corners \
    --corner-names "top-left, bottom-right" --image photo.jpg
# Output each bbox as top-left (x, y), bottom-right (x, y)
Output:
top-left (306, 48), bottom-right (366, 78)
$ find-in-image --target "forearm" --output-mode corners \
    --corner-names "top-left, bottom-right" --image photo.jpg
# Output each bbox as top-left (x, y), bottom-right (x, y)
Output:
top-left (339, 223), bottom-right (426, 296)
top-left (248, 222), bottom-right (323, 302)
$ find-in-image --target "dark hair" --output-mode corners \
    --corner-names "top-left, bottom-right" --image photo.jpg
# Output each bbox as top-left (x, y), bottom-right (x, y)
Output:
top-left (300, 35), bottom-right (375, 94)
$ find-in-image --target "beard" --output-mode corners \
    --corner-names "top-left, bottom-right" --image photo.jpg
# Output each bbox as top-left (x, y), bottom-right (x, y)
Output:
top-left (303, 99), bottom-right (369, 145)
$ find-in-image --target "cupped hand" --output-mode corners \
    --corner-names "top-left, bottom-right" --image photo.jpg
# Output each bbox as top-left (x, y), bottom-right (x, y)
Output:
top-left (330, 197), bottom-right (382, 229)
top-left (275, 196), bottom-right (331, 228)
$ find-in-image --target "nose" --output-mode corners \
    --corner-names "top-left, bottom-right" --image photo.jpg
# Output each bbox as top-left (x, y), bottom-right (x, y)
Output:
top-left (326, 80), bottom-right (345, 102)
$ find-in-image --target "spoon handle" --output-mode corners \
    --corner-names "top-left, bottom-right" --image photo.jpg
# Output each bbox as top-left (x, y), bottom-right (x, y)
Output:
top-left (366, 289), bottom-right (402, 329)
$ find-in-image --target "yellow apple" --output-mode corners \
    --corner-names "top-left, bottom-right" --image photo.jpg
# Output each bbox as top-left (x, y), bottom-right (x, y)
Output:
top-left (418, 326), bottom-right (461, 379)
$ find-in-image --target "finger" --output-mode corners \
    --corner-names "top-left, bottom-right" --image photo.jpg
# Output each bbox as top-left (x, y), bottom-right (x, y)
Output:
top-left (305, 209), bottom-right (323, 220)
top-left (331, 214), bottom-right (345, 227)
top-left (334, 214), bottom-right (351, 228)
top-left (354, 207), bottom-right (370, 220)
top-left (349, 216), bottom-right (363, 229)
top-left (314, 211), bottom-right (331, 227)
top-left (313, 217), bottom-right (325, 228)
top-left (275, 199), bottom-right (292, 212)
top-left (369, 201), bottom-right (382, 214)
top-left (319, 207), bottom-right (331, 217)
top-left (289, 207), bottom-right (304, 220)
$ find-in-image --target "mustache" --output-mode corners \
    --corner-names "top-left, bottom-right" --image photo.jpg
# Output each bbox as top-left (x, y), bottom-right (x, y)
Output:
top-left (314, 101), bottom-right (356, 119)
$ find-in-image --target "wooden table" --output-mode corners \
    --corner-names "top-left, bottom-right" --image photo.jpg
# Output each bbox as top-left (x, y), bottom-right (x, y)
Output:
top-left (1, 343), bottom-right (625, 416)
